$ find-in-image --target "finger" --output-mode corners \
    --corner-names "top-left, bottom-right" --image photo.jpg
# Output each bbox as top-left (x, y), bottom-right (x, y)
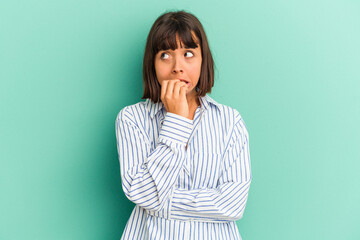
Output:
top-left (173, 81), bottom-right (186, 98)
top-left (179, 84), bottom-right (187, 98)
top-left (165, 79), bottom-right (178, 98)
top-left (161, 80), bottom-right (168, 102)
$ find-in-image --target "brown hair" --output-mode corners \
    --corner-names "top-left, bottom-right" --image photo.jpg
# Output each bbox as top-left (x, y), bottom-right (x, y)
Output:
top-left (141, 10), bottom-right (215, 102)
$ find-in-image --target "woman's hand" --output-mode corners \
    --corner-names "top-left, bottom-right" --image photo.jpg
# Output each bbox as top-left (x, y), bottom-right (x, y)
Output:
top-left (160, 79), bottom-right (189, 119)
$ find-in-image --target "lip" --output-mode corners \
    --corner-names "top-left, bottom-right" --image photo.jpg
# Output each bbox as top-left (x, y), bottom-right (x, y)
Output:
top-left (179, 79), bottom-right (191, 87)
top-left (179, 78), bottom-right (188, 83)
top-left (179, 78), bottom-right (190, 84)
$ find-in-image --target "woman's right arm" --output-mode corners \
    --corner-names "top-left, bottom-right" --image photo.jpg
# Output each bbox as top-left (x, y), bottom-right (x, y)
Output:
top-left (115, 106), bottom-right (193, 213)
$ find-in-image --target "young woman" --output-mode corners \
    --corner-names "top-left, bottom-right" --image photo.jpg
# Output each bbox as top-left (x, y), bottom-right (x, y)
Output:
top-left (115, 10), bottom-right (252, 240)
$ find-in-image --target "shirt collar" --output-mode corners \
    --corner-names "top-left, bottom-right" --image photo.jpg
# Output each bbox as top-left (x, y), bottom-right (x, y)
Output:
top-left (145, 93), bottom-right (221, 119)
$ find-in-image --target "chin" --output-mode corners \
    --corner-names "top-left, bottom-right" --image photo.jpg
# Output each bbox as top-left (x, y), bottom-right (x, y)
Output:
top-left (186, 88), bottom-right (196, 95)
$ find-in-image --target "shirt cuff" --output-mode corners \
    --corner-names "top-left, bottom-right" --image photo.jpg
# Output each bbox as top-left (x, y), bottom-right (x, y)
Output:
top-left (158, 112), bottom-right (194, 146)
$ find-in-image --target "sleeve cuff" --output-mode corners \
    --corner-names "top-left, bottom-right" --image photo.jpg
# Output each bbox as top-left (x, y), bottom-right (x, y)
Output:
top-left (158, 112), bottom-right (194, 146)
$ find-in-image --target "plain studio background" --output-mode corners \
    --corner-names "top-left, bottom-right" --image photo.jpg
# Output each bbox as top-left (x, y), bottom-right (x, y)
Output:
top-left (1, 0), bottom-right (359, 239)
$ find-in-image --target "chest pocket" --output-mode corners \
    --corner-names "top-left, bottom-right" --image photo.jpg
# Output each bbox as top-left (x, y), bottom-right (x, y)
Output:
top-left (188, 150), bottom-right (223, 189)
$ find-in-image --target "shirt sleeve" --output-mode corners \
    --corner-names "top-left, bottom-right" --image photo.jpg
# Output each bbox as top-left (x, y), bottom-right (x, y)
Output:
top-left (167, 115), bottom-right (252, 222)
top-left (115, 107), bottom-right (194, 214)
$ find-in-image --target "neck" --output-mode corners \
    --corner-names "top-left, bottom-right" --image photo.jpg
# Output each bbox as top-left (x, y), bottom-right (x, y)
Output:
top-left (186, 92), bottom-right (200, 109)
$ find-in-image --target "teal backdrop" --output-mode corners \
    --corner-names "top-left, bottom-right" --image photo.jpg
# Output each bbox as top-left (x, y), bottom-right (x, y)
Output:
top-left (1, 0), bottom-right (359, 239)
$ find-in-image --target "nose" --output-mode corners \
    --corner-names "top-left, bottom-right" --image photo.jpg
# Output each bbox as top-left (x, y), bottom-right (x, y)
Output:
top-left (172, 56), bottom-right (183, 73)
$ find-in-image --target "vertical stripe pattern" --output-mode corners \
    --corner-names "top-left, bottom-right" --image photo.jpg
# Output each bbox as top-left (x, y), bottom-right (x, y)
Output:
top-left (115, 94), bottom-right (252, 240)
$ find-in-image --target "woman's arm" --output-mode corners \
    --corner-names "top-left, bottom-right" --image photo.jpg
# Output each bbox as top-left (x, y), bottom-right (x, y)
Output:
top-left (115, 106), bottom-right (193, 213)
top-left (166, 116), bottom-right (252, 222)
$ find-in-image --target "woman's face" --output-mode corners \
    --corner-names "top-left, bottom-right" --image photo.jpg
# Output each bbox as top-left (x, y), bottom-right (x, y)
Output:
top-left (154, 32), bottom-right (202, 97)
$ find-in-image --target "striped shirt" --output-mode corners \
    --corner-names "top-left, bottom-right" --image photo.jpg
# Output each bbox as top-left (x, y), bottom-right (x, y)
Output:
top-left (115, 94), bottom-right (252, 240)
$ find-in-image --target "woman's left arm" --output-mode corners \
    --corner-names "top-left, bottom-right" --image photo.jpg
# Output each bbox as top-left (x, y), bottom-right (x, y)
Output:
top-left (167, 116), bottom-right (252, 222)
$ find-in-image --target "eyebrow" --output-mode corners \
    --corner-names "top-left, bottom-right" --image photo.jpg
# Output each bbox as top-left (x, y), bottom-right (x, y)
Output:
top-left (160, 47), bottom-right (198, 51)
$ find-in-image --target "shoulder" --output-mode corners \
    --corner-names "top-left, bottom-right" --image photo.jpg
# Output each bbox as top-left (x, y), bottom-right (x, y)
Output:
top-left (115, 100), bottom-right (148, 126)
top-left (214, 102), bottom-right (249, 141)
top-left (217, 103), bottom-right (242, 121)
top-left (205, 95), bottom-right (242, 123)
top-left (212, 100), bottom-right (246, 126)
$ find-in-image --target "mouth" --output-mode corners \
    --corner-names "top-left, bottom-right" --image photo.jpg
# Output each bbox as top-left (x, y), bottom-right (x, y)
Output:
top-left (179, 79), bottom-right (191, 87)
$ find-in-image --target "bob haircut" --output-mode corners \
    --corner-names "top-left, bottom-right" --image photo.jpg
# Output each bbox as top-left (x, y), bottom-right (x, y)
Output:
top-left (141, 10), bottom-right (215, 102)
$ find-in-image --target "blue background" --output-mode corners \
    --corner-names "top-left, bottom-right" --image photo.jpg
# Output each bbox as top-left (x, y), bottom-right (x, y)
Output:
top-left (1, 0), bottom-right (359, 239)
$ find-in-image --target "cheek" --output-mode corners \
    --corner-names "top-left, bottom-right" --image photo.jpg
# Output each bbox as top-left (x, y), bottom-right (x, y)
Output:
top-left (154, 63), bottom-right (162, 80)
top-left (190, 61), bottom-right (202, 76)
top-left (155, 67), bottom-right (167, 86)
top-left (155, 63), bottom-right (167, 77)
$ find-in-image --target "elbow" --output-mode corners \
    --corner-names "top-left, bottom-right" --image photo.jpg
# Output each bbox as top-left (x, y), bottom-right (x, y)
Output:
top-left (122, 183), bottom-right (167, 213)
top-left (120, 170), bottom-right (171, 213)
top-left (227, 181), bottom-right (251, 221)
top-left (232, 210), bottom-right (245, 221)
top-left (233, 193), bottom-right (250, 221)
top-left (222, 204), bottom-right (247, 221)
top-left (142, 195), bottom-right (169, 212)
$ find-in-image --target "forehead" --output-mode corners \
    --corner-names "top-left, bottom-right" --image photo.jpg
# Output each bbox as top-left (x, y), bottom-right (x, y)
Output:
top-left (175, 31), bottom-right (199, 45)
top-left (156, 30), bottom-right (200, 52)
top-left (172, 39), bottom-right (201, 50)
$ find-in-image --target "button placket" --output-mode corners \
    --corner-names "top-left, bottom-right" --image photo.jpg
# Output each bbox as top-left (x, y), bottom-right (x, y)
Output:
top-left (183, 108), bottom-right (206, 177)
top-left (186, 108), bottom-right (205, 147)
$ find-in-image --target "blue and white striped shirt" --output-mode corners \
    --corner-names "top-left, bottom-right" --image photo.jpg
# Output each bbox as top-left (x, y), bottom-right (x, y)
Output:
top-left (115, 94), bottom-right (252, 240)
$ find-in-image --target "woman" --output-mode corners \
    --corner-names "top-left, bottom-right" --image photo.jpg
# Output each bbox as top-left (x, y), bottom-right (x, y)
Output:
top-left (115, 10), bottom-right (252, 240)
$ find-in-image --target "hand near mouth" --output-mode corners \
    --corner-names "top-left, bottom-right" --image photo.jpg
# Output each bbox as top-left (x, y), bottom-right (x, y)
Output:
top-left (160, 79), bottom-right (189, 119)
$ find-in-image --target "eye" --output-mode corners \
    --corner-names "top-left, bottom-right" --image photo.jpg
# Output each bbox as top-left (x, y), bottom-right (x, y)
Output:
top-left (185, 51), bottom-right (194, 57)
top-left (160, 52), bottom-right (169, 59)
